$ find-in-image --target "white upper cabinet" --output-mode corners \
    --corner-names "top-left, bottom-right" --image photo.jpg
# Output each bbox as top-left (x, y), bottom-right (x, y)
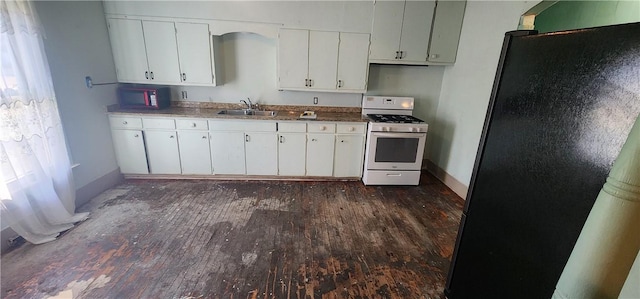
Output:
top-left (175, 22), bottom-right (216, 85)
top-left (278, 29), bottom-right (309, 90)
top-left (278, 29), bottom-right (370, 93)
top-left (427, 1), bottom-right (467, 64)
top-left (337, 32), bottom-right (370, 92)
top-left (370, 0), bottom-right (465, 65)
top-left (142, 21), bottom-right (181, 84)
top-left (399, 1), bottom-right (435, 62)
top-left (308, 31), bottom-right (339, 90)
top-left (107, 19), bottom-right (149, 82)
top-left (107, 17), bottom-right (219, 86)
top-left (369, 1), bottom-right (405, 61)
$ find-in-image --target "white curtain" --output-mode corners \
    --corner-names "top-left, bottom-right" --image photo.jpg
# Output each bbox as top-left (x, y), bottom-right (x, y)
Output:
top-left (0, 0), bottom-right (88, 244)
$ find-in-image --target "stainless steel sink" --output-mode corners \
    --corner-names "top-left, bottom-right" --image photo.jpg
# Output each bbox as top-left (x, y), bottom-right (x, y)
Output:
top-left (217, 109), bottom-right (277, 117)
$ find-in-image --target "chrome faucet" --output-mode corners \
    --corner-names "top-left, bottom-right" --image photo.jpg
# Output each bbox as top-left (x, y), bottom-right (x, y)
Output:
top-left (240, 97), bottom-right (253, 111)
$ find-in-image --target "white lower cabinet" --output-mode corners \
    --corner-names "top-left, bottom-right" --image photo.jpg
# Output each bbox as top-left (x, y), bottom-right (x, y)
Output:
top-left (144, 130), bottom-right (181, 174)
top-left (210, 131), bottom-right (246, 175)
top-left (334, 135), bottom-right (365, 177)
top-left (245, 133), bottom-right (278, 175)
top-left (177, 131), bottom-right (212, 174)
top-left (278, 133), bottom-right (307, 176)
top-left (110, 115), bottom-right (367, 179)
top-left (111, 129), bottom-right (149, 174)
top-left (306, 133), bottom-right (335, 176)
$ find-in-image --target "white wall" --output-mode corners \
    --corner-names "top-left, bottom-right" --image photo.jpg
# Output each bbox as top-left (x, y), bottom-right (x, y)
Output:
top-left (431, 0), bottom-right (540, 187)
top-left (103, 1), bottom-right (374, 33)
top-left (35, 1), bottom-right (119, 189)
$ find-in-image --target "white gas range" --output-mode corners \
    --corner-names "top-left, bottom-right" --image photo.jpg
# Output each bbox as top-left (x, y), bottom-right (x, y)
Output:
top-left (362, 96), bottom-right (429, 186)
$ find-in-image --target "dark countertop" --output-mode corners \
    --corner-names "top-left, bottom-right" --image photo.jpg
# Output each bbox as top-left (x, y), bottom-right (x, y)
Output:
top-left (107, 106), bottom-right (369, 123)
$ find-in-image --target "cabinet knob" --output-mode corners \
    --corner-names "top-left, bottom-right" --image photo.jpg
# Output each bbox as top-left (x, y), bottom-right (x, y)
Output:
top-left (311, 138), bottom-right (317, 142)
top-left (134, 134), bottom-right (139, 137)
top-left (123, 121), bottom-right (128, 125)
top-left (348, 127), bottom-right (354, 132)
top-left (320, 126), bottom-right (326, 131)
top-left (191, 123), bottom-right (197, 127)
top-left (430, 54), bottom-right (439, 59)
top-left (340, 140), bottom-right (345, 143)
top-left (170, 135), bottom-right (175, 139)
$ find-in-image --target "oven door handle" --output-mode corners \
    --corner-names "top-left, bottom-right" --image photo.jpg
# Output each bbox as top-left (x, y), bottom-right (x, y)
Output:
top-left (371, 132), bottom-right (426, 138)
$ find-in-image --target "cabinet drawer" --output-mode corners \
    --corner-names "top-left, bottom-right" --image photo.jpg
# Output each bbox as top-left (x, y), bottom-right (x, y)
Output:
top-left (109, 116), bottom-right (142, 129)
top-left (143, 118), bottom-right (176, 130)
top-left (209, 120), bottom-right (277, 132)
top-left (176, 119), bottom-right (208, 130)
top-left (307, 123), bottom-right (336, 133)
top-left (337, 123), bottom-right (366, 134)
top-left (278, 122), bottom-right (306, 133)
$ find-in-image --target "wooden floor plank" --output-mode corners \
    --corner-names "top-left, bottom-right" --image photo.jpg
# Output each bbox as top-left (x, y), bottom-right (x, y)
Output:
top-left (1, 173), bottom-right (464, 299)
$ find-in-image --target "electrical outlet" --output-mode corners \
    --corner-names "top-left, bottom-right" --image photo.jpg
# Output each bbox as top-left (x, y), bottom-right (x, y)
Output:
top-left (313, 97), bottom-right (319, 105)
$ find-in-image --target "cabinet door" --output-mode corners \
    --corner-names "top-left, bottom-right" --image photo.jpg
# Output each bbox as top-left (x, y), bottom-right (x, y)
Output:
top-left (334, 135), bottom-right (365, 177)
top-left (278, 133), bottom-right (306, 176)
top-left (176, 22), bottom-right (214, 85)
top-left (308, 31), bottom-right (339, 90)
top-left (144, 130), bottom-right (181, 174)
top-left (337, 33), bottom-right (370, 92)
top-left (306, 134), bottom-right (335, 176)
top-left (369, 1), bottom-right (404, 61)
top-left (178, 131), bottom-right (212, 175)
top-left (107, 18), bottom-right (149, 83)
top-left (428, 1), bottom-right (467, 64)
top-left (142, 21), bottom-right (181, 84)
top-left (398, 0), bottom-right (435, 62)
top-left (111, 129), bottom-right (149, 174)
top-left (245, 133), bottom-right (278, 175)
top-left (278, 29), bottom-right (309, 89)
top-left (210, 131), bottom-right (246, 175)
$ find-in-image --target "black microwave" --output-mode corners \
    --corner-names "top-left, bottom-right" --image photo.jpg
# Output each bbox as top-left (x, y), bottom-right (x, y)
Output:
top-left (118, 86), bottom-right (171, 109)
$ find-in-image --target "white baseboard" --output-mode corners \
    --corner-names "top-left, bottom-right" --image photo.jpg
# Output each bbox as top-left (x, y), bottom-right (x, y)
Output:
top-left (424, 159), bottom-right (469, 199)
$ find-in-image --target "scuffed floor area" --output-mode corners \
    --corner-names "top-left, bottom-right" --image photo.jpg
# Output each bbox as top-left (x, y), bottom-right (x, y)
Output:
top-left (1, 174), bottom-right (464, 299)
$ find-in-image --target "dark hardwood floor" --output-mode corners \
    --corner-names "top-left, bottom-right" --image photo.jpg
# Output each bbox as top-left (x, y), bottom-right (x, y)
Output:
top-left (1, 173), bottom-right (464, 299)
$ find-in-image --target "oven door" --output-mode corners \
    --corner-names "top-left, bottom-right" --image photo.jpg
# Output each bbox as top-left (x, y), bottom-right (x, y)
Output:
top-left (366, 132), bottom-right (426, 170)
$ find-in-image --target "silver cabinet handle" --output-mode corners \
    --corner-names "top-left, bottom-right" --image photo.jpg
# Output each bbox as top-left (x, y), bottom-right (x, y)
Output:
top-left (308, 79), bottom-right (312, 87)
top-left (134, 134), bottom-right (139, 137)
top-left (145, 71), bottom-right (149, 79)
top-left (305, 79), bottom-right (309, 87)
top-left (150, 72), bottom-right (154, 80)
top-left (395, 51), bottom-right (399, 59)
top-left (201, 135), bottom-right (207, 139)
top-left (182, 73), bottom-right (186, 81)
top-left (311, 138), bottom-right (317, 142)
top-left (399, 51), bottom-right (404, 59)
top-left (169, 135), bottom-right (174, 139)
top-left (338, 80), bottom-right (343, 88)
top-left (191, 123), bottom-right (197, 127)
top-left (245, 134), bottom-right (250, 142)
top-left (279, 136), bottom-right (284, 143)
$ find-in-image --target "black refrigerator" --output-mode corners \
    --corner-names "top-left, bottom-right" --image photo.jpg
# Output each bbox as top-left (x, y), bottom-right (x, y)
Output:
top-left (445, 22), bottom-right (640, 298)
